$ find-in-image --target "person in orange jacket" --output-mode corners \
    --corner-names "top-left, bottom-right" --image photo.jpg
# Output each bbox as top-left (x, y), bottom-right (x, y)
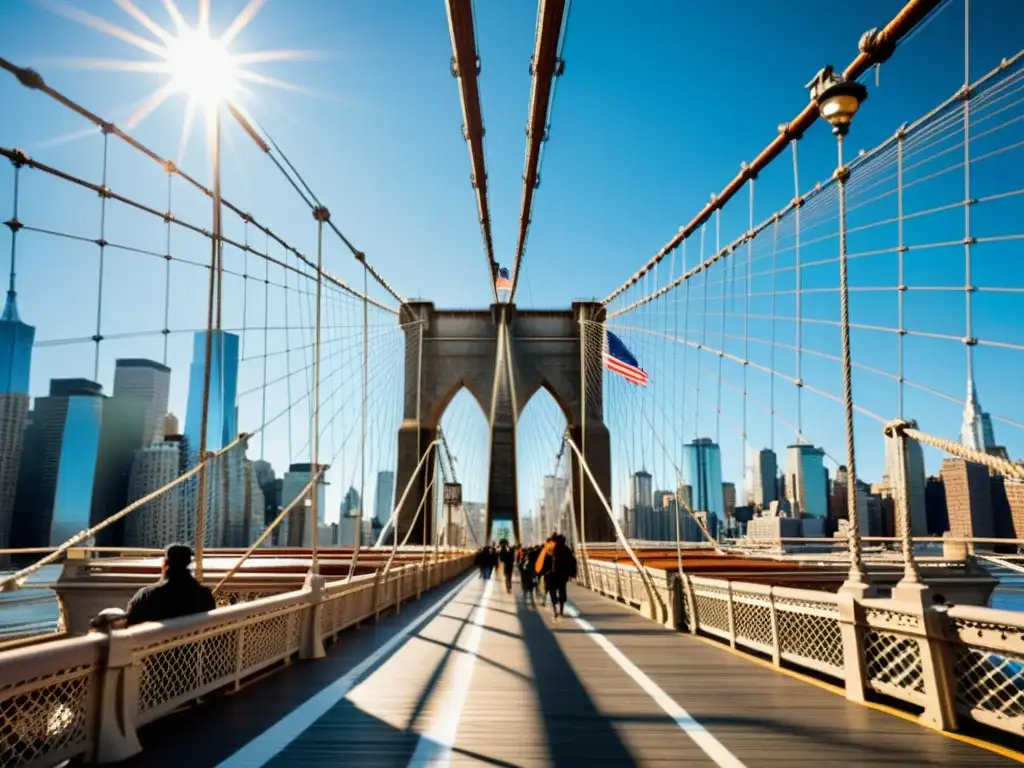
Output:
top-left (535, 537), bottom-right (556, 607)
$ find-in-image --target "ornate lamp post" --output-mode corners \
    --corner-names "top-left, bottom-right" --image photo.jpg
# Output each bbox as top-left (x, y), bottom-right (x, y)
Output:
top-left (809, 67), bottom-right (869, 592)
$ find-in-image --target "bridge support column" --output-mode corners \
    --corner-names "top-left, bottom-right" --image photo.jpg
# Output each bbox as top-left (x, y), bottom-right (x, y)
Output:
top-left (92, 609), bottom-right (142, 763)
top-left (568, 423), bottom-right (613, 543)
top-left (394, 425), bottom-right (437, 546)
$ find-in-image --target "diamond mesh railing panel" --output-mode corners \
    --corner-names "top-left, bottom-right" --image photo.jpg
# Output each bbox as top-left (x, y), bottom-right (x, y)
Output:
top-left (732, 598), bottom-right (774, 650)
top-left (950, 615), bottom-right (1024, 735)
top-left (693, 587), bottom-right (730, 637)
top-left (0, 666), bottom-right (94, 767)
top-left (864, 629), bottom-right (926, 702)
top-left (776, 601), bottom-right (844, 675)
top-left (241, 612), bottom-right (293, 671)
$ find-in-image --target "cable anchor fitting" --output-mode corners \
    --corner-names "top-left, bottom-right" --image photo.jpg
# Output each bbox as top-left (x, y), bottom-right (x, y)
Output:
top-left (312, 206), bottom-right (330, 223)
top-left (8, 148), bottom-right (29, 168)
top-left (882, 418), bottom-right (917, 441)
top-left (858, 27), bottom-right (896, 65)
top-left (13, 66), bottom-right (44, 91)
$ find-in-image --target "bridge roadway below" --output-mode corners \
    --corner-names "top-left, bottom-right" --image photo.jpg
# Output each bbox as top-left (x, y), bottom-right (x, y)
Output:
top-left (124, 573), bottom-right (1017, 767)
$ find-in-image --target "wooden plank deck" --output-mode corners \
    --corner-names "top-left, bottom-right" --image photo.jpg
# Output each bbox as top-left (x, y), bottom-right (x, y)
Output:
top-left (125, 572), bottom-right (1019, 767)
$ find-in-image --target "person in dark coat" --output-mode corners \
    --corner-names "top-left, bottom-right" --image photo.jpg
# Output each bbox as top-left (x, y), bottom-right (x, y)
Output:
top-left (544, 534), bottom-right (577, 619)
top-left (125, 544), bottom-right (216, 626)
top-left (498, 540), bottom-right (516, 593)
top-left (474, 547), bottom-right (489, 580)
top-left (518, 546), bottom-right (536, 596)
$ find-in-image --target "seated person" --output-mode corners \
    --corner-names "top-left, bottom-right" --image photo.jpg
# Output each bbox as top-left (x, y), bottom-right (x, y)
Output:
top-left (125, 543), bottom-right (216, 627)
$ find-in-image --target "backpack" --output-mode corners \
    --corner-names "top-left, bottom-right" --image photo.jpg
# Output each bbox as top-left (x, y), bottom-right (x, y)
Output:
top-left (554, 545), bottom-right (578, 580)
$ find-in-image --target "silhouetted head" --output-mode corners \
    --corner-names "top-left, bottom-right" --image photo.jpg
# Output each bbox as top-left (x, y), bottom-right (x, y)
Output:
top-left (162, 543), bottom-right (193, 577)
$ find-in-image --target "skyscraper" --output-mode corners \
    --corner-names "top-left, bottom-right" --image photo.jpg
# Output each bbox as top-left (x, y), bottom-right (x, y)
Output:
top-left (961, 375), bottom-right (996, 453)
top-left (0, 274), bottom-right (33, 559)
top-left (340, 486), bottom-right (362, 546)
top-left (627, 470), bottom-right (653, 540)
top-left (683, 438), bottom-right (724, 531)
top-left (112, 359), bottom-right (171, 445)
top-left (542, 474), bottom-right (570, 534)
top-left (722, 482), bottom-right (737, 536)
top-left (884, 433), bottom-right (928, 537)
top-left (749, 448), bottom-right (778, 510)
top-left (942, 458), bottom-right (995, 542)
top-left (91, 359), bottom-right (171, 545)
top-left (373, 470), bottom-right (396, 527)
top-left (184, 330), bottom-right (240, 458)
top-left (124, 435), bottom-right (186, 548)
top-left (629, 469), bottom-right (653, 511)
top-left (252, 459), bottom-right (281, 543)
top-left (14, 379), bottom-right (103, 547)
top-left (924, 475), bottom-right (949, 535)
top-left (785, 444), bottom-right (827, 519)
top-left (222, 452), bottom-right (266, 547)
top-left (279, 463), bottom-right (327, 546)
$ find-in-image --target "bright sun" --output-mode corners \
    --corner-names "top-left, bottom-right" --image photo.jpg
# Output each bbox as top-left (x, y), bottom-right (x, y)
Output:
top-left (47, 0), bottom-right (316, 164)
top-left (165, 28), bottom-right (238, 107)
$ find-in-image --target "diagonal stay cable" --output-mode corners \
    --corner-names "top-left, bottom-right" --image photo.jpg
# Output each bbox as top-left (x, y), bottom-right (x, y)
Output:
top-left (601, 0), bottom-right (943, 306)
top-left (251, 119), bottom-right (407, 305)
top-left (0, 58), bottom-right (398, 314)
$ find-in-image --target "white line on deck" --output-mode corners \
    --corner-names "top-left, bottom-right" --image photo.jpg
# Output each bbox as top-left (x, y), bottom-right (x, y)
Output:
top-left (565, 603), bottom-right (748, 768)
top-left (216, 573), bottom-right (476, 768)
top-left (406, 577), bottom-right (494, 767)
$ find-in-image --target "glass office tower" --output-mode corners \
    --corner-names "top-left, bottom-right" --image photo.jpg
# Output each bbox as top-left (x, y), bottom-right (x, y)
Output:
top-left (184, 330), bottom-right (240, 458)
top-left (683, 438), bottom-right (724, 534)
top-left (0, 288), bottom-right (33, 556)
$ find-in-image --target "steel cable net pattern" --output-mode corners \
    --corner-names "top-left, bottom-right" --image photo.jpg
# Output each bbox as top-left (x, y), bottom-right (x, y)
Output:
top-left (0, 72), bottom-right (409, 599)
top-left (591, 13), bottom-right (1024, 735)
top-left (599, 49), bottom-right (1024, 554)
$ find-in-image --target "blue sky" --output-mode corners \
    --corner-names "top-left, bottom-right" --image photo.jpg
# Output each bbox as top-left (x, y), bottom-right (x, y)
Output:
top-left (1, 0), bottom-right (1022, 531)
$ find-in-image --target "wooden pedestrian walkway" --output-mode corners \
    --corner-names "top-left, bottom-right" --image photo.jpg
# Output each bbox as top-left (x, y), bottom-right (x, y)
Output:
top-left (126, 572), bottom-right (1021, 767)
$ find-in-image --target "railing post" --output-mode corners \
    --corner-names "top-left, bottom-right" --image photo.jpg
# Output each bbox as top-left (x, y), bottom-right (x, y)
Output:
top-left (836, 588), bottom-right (868, 703)
top-left (372, 567), bottom-right (383, 622)
top-left (299, 572), bottom-right (326, 660)
top-left (768, 587), bottom-right (781, 667)
top-left (726, 582), bottom-right (737, 649)
top-left (915, 608), bottom-right (960, 731)
top-left (683, 575), bottom-right (699, 635)
top-left (233, 623), bottom-right (245, 690)
top-left (882, 419), bottom-right (958, 730)
top-left (91, 609), bottom-right (141, 764)
top-left (669, 574), bottom-right (686, 631)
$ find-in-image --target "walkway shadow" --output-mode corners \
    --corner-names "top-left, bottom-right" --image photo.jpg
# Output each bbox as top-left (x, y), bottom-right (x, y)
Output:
top-left (121, 577), bottom-right (473, 767)
top-left (517, 598), bottom-right (639, 767)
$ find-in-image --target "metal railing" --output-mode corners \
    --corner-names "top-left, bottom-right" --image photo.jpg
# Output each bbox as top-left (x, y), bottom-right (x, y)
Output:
top-left (581, 558), bottom-right (1023, 739)
top-left (0, 554), bottom-right (473, 766)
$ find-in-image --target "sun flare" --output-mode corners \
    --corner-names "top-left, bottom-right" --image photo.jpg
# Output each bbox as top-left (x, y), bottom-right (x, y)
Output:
top-left (165, 26), bottom-right (238, 108)
top-left (42, 0), bottom-right (319, 163)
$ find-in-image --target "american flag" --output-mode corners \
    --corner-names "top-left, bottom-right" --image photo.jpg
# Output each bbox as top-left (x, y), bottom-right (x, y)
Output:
top-left (495, 266), bottom-right (512, 292)
top-left (605, 330), bottom-right (648, 386)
